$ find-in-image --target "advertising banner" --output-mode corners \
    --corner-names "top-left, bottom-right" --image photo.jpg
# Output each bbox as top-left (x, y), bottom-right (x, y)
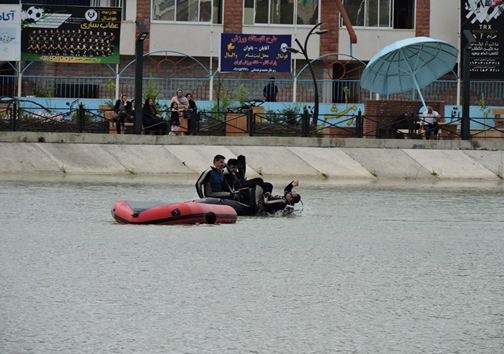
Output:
top-left (219, 33), bottom-right (292, 73)
top-left (21, 5), bottom-right (121, 64)
top-left (0, 4), bottom-right (22, 61)
top-left (461, 0), bottom-right (504, 79)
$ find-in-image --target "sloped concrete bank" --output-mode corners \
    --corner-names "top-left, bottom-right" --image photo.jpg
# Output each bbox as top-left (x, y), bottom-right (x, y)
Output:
top-left (0, 132), bottom-right (504, 181)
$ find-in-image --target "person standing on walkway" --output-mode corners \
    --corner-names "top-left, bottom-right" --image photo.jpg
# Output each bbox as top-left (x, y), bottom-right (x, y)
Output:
top-left (263, 77), bottom-right (279, 102)
top-left (171, 88), bottom-right (190, 134)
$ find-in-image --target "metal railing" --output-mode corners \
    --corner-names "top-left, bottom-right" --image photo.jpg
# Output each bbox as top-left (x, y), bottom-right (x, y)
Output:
top-left (2, 98), bottom-right (504, 140)
top-left (5, 73), bottom-right (504, 106)
top-left (0, 100), bottom-right (109, 133)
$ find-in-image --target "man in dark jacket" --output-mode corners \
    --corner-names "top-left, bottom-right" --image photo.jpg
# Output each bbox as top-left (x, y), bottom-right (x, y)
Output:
top-left (263, 77), bottom-right (279, 102)
top-left (195, 154), bottom-right (238, 200)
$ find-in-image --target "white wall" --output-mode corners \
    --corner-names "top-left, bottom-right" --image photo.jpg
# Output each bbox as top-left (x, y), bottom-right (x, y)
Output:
top-left (119, 0), bottom-right (138, 56)
top-left (120, 22), bottom-right (136, 56)
top-left (430, 0), bottom-right (459, 49)
top-left (149, 23), bottom-right (223, 58)
top-left (125, 0), bottom-right (137, 21)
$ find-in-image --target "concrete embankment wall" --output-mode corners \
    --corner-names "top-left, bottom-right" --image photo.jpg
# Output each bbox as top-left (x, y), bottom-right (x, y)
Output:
top-left (1, 132), bottom-right (504, 181)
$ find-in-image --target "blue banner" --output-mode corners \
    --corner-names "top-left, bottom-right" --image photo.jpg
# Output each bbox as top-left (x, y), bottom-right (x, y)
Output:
top-left (219, 33), bottom-right (292, 73)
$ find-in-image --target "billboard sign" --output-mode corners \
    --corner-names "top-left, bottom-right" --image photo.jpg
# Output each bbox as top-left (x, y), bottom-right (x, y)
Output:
top-left (461, 0), bottom-right (504, 79)
top-left (219, 33), bottom-right (292, 73)
top-left (21, 5), bottom-right (121, 64)
top-left (0, 4), bottom-right (22, 61)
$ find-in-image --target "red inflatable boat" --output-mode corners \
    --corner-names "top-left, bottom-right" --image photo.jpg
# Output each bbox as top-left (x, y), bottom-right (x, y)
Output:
top-left (111, 200), bottom-right (237, 225)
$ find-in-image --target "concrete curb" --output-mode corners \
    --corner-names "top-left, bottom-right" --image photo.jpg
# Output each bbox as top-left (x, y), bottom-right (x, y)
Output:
top-left (2, 131), bottom-right (504, 150)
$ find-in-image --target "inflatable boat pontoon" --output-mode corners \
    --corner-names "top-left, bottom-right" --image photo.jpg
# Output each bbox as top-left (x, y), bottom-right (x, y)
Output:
top-left (111, 200), bottom-right (237, 225)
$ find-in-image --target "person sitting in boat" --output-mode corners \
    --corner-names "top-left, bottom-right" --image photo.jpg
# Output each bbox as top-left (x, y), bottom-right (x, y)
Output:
top-left (224, 158), bottom-right (274, 205)
top-left (195, 154), bottom-right (238, 200)
top-left (225, 158), bottom-right (273, 192)
top-left (258, 180), bottom-right (301, 213)
top-left (224, 158), bottom-right (241, 192)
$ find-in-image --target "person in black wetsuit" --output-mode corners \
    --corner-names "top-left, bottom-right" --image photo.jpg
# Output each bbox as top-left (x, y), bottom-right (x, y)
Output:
top-left (258, 180), bottom-right (301, 213)
top-left (224, 158), bottom-right (242, 193)
top-left (223, 158), bottom-right (274, 207)
top-left (195, 154), bottom-right (238, 200)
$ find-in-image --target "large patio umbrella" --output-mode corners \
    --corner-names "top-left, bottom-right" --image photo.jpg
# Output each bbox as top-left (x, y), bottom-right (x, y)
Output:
top-left (361, 37), bottom-right (459, 109)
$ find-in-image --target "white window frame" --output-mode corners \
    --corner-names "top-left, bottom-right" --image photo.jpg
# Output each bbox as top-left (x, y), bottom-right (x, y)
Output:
top-left (243, 0), bottom-right (321, 27)
top-left (151, 0), bottom-right (224, 24)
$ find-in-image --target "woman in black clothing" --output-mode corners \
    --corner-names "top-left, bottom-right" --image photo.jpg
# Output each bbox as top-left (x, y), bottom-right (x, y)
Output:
top-left (142, 98), bottom-right (167, 135)
top-left (185, 93), bottom-right (197, 134)
top-left (186, 93), bottom-right (197, 112)
top-left (113, 94), bottom-right (131, 134)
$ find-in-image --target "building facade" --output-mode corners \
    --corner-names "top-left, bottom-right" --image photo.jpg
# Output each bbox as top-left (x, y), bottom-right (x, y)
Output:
top-left (1, 0), bottom-right (466, 104)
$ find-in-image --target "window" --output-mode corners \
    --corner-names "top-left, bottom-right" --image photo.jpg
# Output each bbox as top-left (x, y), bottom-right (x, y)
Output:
top-left (340, 0), bottom-right (414, 29)
top-left (244, 0), bottom-right (318, 26)
top-left (152, 0), bottom-right (223, 23)
top-left (393, 0), bottom-right (414, 29)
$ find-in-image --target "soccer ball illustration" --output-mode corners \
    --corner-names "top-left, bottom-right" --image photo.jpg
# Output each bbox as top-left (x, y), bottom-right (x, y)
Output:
top-left (1, 34), bottom-right (14, 44)
top-left (280, 43), bottom-right (288, 53)
top-left (26, 6), bottom-right (44, 22)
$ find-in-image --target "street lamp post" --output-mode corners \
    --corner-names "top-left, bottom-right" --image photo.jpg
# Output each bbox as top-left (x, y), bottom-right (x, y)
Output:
top-left (287, 22), bottom-right (328, 129)
top-left (134, 20), bottom-right (149, 134)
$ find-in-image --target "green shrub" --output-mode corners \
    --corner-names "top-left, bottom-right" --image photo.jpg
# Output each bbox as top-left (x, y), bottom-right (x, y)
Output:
top-left (33, 83), bottom-right (52, 97)
top-left (204, 79), bottom-right (250, 121)
top-left (278, 103), bottom-right (303, 125)
top-left (143, 75), bottom-right (161, 110)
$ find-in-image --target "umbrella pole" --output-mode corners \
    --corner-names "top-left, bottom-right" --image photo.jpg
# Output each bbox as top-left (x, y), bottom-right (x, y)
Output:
top-left (400, 48), bottom-right (427, 111)
top-left (412, 75), bottom-right (427, 110)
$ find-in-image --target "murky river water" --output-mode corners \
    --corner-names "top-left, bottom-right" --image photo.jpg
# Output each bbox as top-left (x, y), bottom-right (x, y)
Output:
top-left (1, 176), bottom-right (503, 354)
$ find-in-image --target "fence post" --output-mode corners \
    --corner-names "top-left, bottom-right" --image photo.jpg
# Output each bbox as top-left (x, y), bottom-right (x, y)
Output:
top-left (302, 107), bottom-right (310, 137)
top-left (191, 112), bottom-right (199, 135)
top-left (248, 109), bottom-right (255, 136)
top-left (356, 109), bottom-right (363, 138)
top-left (78, 103), bottom-right (84, 133)
top-left (408, 111), bottom-right (416, 138)
top-left (11, 101), bottom-right (17, 131)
